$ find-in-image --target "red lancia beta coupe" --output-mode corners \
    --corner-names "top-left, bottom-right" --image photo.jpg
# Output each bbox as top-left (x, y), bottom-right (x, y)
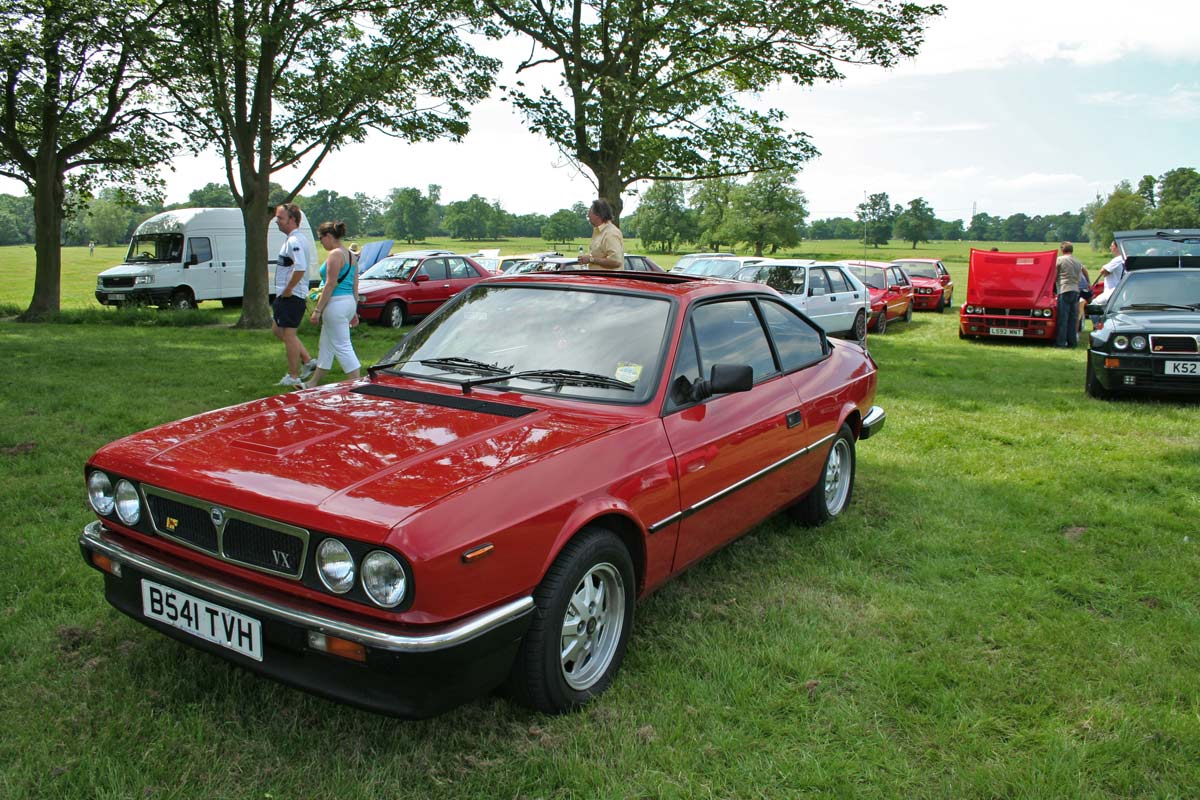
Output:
top-left (80, 271), bottom-right (885, 718)
top-left (891, 258), bottom-right (954, 312)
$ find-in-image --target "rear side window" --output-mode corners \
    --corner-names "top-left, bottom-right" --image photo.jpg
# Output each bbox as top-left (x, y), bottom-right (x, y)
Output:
top-left (759, 299), bottom-right (826, 372)
top-left (187, 238), bottom-right (212, 264)
top-left (420, 258), bottom-right (449, 280)
top-left (447, 258), bottom-right (474, 279)
top-left (691, 299), bottom-right (778, 383)
top-left (825, 268), bottom-right (850, 293)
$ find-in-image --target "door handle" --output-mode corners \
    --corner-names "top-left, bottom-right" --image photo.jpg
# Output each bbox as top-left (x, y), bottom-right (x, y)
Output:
top-left (785, 409), bottom-right (803, 428)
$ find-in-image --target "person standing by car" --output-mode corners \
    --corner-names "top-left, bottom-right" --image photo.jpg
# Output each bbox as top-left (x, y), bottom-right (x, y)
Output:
top-left (578, 199), bottom-right (625, 269)
top-left (1094, 239), bottom-right (1125, 306)
top-left (305, 221), bottom-right (361, 388)
top-left (1054, 241), bottom-right (1084, 348)
top-left (272, 203), bottom-right (318, 387)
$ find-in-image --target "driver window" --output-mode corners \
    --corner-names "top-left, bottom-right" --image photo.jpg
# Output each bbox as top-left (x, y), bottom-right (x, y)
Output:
top-left (891, 267), bottom-right (909, 286)
top-left (419, 259), bottom-right (449, 281)
top-left (808, 268), bottom-right (829, 296)
top-left (186, 238), bottom-right (212, 264)
top-left (691, 299), bottom-right (778, 384)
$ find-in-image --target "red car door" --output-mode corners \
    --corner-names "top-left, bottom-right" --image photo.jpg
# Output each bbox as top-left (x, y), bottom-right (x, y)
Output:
top-left (410, 257), bottom-right (451, 316)
top-left (446, 257), bottom-right (482, 302)
top-left (662, 298), bottom-right (822, 572)
top-left (887, 266), bottom-right (913, 318)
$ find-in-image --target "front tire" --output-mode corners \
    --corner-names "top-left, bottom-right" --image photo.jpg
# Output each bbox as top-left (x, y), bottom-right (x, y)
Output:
top-left (936, 294), bottom-right (946, 313)
top-left (1085, 358), bottom-right (1112, 400)
top-left (508, 528), bottom-right (634, 714)
top-left (169, 288), bottom-right (197, 310)
top-left (791, 425), bottom-right (856, 526)
top-left (381, 301), bottom-right (407, 329)
top-left (903, 301), bottom-right (913, 323)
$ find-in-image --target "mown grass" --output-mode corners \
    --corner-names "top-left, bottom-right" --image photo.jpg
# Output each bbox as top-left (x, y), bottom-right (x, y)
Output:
top-left (1, 242), bottom-right (1197, 799)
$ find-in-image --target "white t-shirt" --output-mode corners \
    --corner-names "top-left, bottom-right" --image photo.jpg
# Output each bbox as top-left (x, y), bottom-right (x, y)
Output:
top-left (1100, 256), bottom-right (1124, 293)
top-left (275, 232), bottom-right (310, 297)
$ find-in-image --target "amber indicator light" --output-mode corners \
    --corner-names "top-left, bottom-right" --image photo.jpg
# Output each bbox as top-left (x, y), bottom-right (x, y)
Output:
top-left (1104, 358), bottom-right (1120, 368)
top-left (308, 632), bottom-right (366, 662)
top-left (462, 543), bottom-right (495, 563)
top-left (91, 552), bottom-right (122, 577)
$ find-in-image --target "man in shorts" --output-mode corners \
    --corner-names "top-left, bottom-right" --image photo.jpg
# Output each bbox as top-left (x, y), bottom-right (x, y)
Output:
top-left (272, 203), bottom-right (317, 387)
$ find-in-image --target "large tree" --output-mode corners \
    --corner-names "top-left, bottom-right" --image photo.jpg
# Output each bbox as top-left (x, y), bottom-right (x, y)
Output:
top-left (691, 178), bottom-right (737, 251)
top-left (857, 192), bottom-right (894, 248)
top-left (482, 0), bottom-right (942, 223)
top-left (155, 0), bottom-right (497, 327)
top-left (0, 0), bottom-right (175, 317)
top-left (893, 197), bottom-right (936, 249)
top-left (383, 187), bottom-right (435, 243)
top-left (725, 171), bottom-right (807, 257)
top-left (636, 181), bottom-right (691, 252)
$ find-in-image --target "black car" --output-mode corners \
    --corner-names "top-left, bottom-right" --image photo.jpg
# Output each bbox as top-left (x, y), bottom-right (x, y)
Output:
top-left (1085, 229), bottom-right (1200, 399)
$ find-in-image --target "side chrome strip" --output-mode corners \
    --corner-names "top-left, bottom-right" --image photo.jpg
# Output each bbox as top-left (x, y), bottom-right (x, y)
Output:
top-left (647, 433), bottom-right (836, 534)
top-left (80, 521), bottom-right (533, 653)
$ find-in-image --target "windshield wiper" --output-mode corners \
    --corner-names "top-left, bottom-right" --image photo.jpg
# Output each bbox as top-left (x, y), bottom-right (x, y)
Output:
top-left (1118, 303), bottom-right (1200, 312)
top-left (418, 356), bottom-right (509, 375)
top-left (461, 368), bottom-right (636, 395)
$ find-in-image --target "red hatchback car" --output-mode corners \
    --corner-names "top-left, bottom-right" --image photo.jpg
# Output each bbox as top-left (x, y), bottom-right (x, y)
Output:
top-left (891, 258), bottom-right (954, 312)
top-left (79, 272), bottom-right (885, 718)
top-left (841, 260), bottom-right (915, 333)
top-left (959, 249), bottom-right (1059, 341)
top-left (356, 252), bottom-right (490, 328)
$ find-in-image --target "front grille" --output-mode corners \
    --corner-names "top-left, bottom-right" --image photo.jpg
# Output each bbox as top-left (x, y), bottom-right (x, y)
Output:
top-left (145, 494), bottom-right (218, 552)
top-left (222, 519), bottom-right (304, 577)
top-left (141, 485), bottom-right (309, 580)
top-left (981, 316), bottom-right (1034, 328)
top-left (1150, 335), bottom-right (1199, 353)
top-left (101, 277), bottom-right (135, 288)
top-left (982, 307), bottom-right (1036, 317)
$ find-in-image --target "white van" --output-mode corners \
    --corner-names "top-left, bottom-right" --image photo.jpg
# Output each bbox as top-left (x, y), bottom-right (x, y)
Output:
top-left (94, 207), bottom-right (318, 309)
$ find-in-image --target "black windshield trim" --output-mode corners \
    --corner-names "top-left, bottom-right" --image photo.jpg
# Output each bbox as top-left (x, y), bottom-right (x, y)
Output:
top-left (351, 385), bottom-right (537, 417)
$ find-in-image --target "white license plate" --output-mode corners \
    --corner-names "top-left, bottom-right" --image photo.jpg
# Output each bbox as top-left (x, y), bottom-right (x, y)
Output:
top-left (141, 580), bottom-right (263, 661)
top-left (107, 293), bottom-right (124, 301)
top-left (1165, 360), bottom-right (1199, 376)
top-left (989, 327), bottom-right (1024, 337)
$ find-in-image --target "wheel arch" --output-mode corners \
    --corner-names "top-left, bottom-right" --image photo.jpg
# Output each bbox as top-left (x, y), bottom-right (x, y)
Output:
top-left (544, 507), bottom-right (647, 597)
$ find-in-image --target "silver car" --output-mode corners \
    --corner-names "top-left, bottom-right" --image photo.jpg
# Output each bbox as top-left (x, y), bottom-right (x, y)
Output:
top-left (734, 260), bottom-right (870, 342)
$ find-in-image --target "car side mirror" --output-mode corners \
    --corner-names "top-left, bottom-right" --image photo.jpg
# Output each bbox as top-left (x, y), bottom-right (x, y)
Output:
top-left (1085, 302), bottom-right (1103, 316)
top-left (414, 274), bottom-right (429, 284)
top-left (809, 287), bottom-right (826, 297)
top-left (690, 364), bottom-right (753, 402)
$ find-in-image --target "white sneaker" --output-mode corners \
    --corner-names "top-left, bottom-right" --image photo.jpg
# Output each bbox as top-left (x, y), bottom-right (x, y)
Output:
top-left (299, 359), bottom-right (318, 380)
top-left (277, 374), bottom-right (303, 387)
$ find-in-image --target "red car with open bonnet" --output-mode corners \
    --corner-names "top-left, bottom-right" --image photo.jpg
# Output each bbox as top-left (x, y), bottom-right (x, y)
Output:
top-left (891, 258), bottom-right (954, 312)
top-left (79, 271), bottom-right (885, 718)
top-left (959, 248), bottom-right (1059, 341)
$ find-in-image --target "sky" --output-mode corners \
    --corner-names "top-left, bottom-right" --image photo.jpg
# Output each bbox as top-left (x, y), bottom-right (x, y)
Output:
top-left (6, 0), bottom-right (1198, 223)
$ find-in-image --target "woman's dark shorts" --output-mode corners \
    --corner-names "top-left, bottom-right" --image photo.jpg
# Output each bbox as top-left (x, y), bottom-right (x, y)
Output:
top-left (272, 295), bottom-right (307, 328)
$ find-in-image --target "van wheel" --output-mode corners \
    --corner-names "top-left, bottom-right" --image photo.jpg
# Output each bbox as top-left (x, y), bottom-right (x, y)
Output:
top-left (791, 424), bottom-right (856, 526)
top-left (169, 289), bottom-right (197, 310)
top-left (381, 301), bottom-right (407, 328)
top-left (508, 527), bottom-right (634, 714)
top-left (852, 310), bottom-right (867, 344)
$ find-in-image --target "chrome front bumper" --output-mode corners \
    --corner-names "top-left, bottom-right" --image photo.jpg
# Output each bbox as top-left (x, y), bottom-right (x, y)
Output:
top-left (859, 405), bottom-right (886, 440)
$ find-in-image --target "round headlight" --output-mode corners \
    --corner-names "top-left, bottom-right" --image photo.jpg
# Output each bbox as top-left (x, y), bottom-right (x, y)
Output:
top-left (1113, 335), bottom-right (1129, 350)
top-left (114, 479), bottom-right (140, 525)
top-left (316, 538), bottom-right (355, 594)
top-left (1131, 335), bottom-right (1147, 351)
top-left (361, 551), bottom-right (406, 608)
top-left (87, 471), bottom-right (114, 515)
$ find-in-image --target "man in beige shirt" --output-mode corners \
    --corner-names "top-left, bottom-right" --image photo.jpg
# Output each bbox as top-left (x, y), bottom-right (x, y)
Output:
top-left (579, 199), bottom-right (625, 269)
top-left (1054, 241), bottom-right (1084, 348)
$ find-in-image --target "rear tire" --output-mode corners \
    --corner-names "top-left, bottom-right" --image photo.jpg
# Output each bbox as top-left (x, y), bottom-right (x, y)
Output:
top-left (903, 302), bottom-right (913, 323)
top-left (791, 425), bottom-right (856, 526)
top-left (381, 301), bottom-right (407, 329)
top-left (508, 528), bottom-right (634, 714)
top-left (936, 295), bottom-right (946, 313)
top-left (852, 310), bottom-right (867, 344)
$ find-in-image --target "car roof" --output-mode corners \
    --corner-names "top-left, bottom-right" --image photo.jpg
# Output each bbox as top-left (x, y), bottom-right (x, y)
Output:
top-left (891, 258), bottom-right (940, 263)
top-left (840, 260), bottom-right (894, 269)
top-left (387, 249), bottom-right (453, 258)
top-left (489, 269), bottom-right (763, 300)
top-left (753, 259), bottom-right (847, 269)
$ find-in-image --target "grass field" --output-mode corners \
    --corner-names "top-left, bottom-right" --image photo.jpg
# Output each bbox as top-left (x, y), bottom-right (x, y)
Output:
top-left (1, 240), bottom-right (1197, 799)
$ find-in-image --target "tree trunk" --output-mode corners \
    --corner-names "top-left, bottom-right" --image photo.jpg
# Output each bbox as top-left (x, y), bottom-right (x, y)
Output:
top-left (234, 178), bottom-right (273, 328)
top-left (21, 161), bottom-right (65, 319)
top-left (595, 165), bottom-right (625, 227)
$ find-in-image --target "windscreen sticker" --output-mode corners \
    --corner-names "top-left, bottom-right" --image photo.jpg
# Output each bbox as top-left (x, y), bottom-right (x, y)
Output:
top-left (615, 362), bottom-right (643, 384)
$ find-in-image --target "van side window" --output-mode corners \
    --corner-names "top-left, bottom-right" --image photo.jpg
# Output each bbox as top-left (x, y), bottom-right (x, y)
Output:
top-left (187, 238), bottom-right (213, 264)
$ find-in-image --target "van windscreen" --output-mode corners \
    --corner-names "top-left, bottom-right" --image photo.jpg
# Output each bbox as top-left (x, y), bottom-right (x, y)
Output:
top-left (126, 234), bottom-right (183, 264)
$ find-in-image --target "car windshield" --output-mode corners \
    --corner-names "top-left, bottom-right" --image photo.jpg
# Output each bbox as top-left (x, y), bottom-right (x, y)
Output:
top-left (361, 257), bottom-right (422, 281)
top-left (1118, 238), bottom-right (1200, 258)
top-left (846, 266), bottom-right (886, 290)
top-left (125, 234), bottom-right (183, 264)
top-left (893, 262), bottom-right (939, 279)
top-left (381, 285), bottom-right (673, 402)
top-left (735, 265), bottom-right (803, 294)
top-left (1111, 271), bottom-right (1200, 310)
top-left (682, 258), bottom-right (745, 278)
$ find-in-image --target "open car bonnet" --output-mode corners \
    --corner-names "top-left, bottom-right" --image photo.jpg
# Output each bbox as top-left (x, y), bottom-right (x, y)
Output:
top-left (966, 249), bottom-right (1058, 306)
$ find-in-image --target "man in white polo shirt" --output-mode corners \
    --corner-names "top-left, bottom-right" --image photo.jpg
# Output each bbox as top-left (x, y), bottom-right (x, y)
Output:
top-left (272, 203), bottom-right (317, 387)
